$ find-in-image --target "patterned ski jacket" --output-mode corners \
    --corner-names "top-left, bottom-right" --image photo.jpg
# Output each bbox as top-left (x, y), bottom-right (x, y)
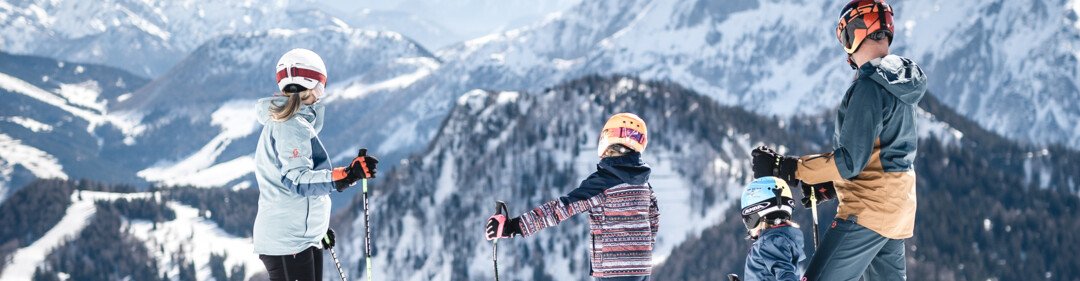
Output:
top-left (743, 225), bottom-right (805, 281)
top-left (797, 55), bottom-right (927, 239)
top-left (252, 97), bottom-right (335, 255)
top-left (517, 152), bottom-right (659, 277)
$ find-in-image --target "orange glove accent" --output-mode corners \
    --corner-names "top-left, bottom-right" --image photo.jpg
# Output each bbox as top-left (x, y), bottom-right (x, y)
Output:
top-left (331, 167), bottom-right (348, 181)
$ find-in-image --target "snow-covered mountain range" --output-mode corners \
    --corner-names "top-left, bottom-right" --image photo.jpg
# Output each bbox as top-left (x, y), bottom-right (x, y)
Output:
top-left (0, 0), bottom-right (360, 77)
top-left (0, 52), bottom-right (148, 201)
top-left (404, 0), bottom-right (1080, 149)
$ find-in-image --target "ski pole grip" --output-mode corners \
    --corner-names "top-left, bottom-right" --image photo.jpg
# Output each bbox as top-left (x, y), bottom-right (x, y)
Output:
top-left (495, 201), bottom-right (508, 216)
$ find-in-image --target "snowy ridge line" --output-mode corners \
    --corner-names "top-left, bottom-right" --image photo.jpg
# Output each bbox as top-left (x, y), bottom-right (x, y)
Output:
top-left (0, 192), bottom-right (94, 281)
top-left (0, 133), bottom-right (67, 180)
top-left (3, 116), bottom-right (53, 133)
top-left (0, 72), bottom-right (103, 129)
top-left (137, 100), bottom-right (258, 187)
top-left (329, 57), bottom-right (440, 102)
top-left (0, 71), bottom-right (146, 142)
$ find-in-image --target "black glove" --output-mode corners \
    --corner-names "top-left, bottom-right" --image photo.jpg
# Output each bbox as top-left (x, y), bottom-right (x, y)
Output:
top-left (322, 228), bottom-right (336, 249)
top-left (751, 146), bottom-right (798, 183)
top-left (485, 215), bottom-right (522, 240)
top-left (333, 148), bottom-right (379, 192)
top-left (800, 181), bottom-right (837, 208)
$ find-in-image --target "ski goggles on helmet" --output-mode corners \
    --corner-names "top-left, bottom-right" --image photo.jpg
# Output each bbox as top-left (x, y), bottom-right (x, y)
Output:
top-left (836, 0), bottom-right (894, 55)
top-left (604, 127), bottom-right (647, 145)
top-left (276, 66), bottom-right (328, 93)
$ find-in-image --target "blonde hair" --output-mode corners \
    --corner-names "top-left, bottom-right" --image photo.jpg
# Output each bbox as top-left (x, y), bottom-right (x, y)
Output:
top-left (270, 89), bottom-right (315, 121)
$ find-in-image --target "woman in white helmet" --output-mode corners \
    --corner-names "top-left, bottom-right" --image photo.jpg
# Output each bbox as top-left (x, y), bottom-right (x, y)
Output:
top-left (252, 48), bottom-right (379, 281)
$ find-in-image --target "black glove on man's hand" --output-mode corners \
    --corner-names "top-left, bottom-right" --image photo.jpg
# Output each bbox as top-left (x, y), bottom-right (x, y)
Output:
top-left (333, 148), bottom-right (380, 192)
top-left (800, 181), bottom-right (837, 208)
top-left (485, 216), bottom-right (522, 240)
top-left (751, 146), bottom-right (798, 183)
top-left (322, 228), bottom-right (336, 249)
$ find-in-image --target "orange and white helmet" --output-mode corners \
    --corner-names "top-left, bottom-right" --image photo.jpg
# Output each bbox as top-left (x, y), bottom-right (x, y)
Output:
top-left (275, 48), bottom-right (327, 93)
top-left (597, 113), bottom-right (648, 157)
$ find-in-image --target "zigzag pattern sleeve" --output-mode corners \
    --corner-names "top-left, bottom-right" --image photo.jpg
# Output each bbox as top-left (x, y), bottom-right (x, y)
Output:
top-left (518, 195), bottom-right (603, 237)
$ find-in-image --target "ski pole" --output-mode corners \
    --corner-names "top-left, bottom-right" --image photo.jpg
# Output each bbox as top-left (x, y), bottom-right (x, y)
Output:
top-left (362, 178), bottom-right (373, 281)
top-left (809, 182), bottom-right (819, 250)
top-left (328, 245), bottom-right (348, 281)
top-left (492, 201), bottom-right (509, 281)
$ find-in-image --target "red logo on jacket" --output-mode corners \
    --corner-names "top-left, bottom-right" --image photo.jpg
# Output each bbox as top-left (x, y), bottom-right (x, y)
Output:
top-left (291, 148), bottom-right (300, 159)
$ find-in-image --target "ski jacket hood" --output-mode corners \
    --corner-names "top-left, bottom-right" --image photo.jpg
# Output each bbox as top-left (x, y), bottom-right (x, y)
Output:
top-left (255, 97), bottom-right (325, 132)
top-left (743, 225), bottom-right (805, 281)
top-left (598, 152), bottom-right (650, 185)
top-left (859, 55), bottom-right (927, 105)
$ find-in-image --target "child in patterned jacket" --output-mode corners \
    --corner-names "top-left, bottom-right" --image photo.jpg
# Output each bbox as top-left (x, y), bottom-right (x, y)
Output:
top-left (485, 113), bottom-right (659, 281)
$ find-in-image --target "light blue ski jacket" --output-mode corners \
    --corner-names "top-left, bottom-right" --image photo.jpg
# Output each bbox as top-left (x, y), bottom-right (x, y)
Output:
top-left (252, 97), bottom-right (335, 255)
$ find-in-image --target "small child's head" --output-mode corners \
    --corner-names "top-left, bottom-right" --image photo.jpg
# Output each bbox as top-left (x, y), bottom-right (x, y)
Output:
top-left (740, 177), bottom-right (797, 239)
top-left (597, 113), bottom-right (648, 159)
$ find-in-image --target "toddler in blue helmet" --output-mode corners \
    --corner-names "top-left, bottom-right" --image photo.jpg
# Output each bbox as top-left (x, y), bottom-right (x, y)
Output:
top-left (736, 177), bottom-right (805, 281)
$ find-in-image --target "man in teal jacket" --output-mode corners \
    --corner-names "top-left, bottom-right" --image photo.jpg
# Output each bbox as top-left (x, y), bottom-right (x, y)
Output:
top-left (752, 1), bottom-right (927, 280)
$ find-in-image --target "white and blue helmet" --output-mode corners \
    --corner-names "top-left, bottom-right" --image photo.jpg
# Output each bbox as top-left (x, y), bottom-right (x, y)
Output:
top-left (740, 177), bottom-right (795, 230)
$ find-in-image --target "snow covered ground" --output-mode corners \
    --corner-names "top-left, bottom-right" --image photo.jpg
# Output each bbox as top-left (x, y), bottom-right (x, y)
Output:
top-left (129, 202), bottom-right (264, 281)
top-left (0, 190), bottom-right (263, 280)
top-left (0, 192), bottom-right (93, 281)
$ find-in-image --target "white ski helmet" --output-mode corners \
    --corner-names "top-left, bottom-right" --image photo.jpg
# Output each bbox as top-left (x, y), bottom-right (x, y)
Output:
top-left (275, 48), bottom-right (327, 93)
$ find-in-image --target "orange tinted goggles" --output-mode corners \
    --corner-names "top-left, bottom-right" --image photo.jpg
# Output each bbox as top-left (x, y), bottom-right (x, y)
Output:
top-left (604, 127), bottom-right (646, 144)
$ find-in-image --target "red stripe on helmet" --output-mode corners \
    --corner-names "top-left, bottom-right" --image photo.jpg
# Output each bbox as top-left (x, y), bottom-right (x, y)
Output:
top-left (276, 67), bottom-right (327, 85)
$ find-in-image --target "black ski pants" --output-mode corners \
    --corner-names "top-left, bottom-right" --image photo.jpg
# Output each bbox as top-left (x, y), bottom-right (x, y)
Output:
top-left (259, 246), bottom-right (324, 281)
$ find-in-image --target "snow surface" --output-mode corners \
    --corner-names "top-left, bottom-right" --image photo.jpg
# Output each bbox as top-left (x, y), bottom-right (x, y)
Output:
top-left (0, 133), bottom-right (67, 181)
top-left (0, 72), bottom-right (104, 132)
top-left (3, 116), bottom-right (53, 133)
top-left (137, 100), bottom-right (257, 187)
top-left (0, 71), bottom-right (145, 143)
top-left (330, 57), bottom-right (440, 101)
top-left (0, 189), bottom-right (263, 281)
top-left (0, 192), bottom-right (93, 281)
top-left (915, 108), bottom-right (964, 146)
top-left (129, 202), bottom-right (264, 281)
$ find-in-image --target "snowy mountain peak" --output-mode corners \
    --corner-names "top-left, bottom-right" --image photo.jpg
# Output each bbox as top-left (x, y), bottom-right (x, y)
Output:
top-left (0, 0), bottom-right (352, 77)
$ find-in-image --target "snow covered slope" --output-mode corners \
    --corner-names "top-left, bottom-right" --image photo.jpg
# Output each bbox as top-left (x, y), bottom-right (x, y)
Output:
top-left (0, 52), bottom-right (149, 201)
top-left (0, 187), bottom-right (266, 280)
top-left (0, 191), bottom-right (93, 281)
top-left (331, 76), bottom-right (828, 280)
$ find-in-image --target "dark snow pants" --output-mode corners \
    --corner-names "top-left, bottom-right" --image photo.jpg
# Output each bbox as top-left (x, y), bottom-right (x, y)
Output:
top-left (803, 217), bottom-right (906, 281)
top-left (259, 246), bottom-right (324, 281)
